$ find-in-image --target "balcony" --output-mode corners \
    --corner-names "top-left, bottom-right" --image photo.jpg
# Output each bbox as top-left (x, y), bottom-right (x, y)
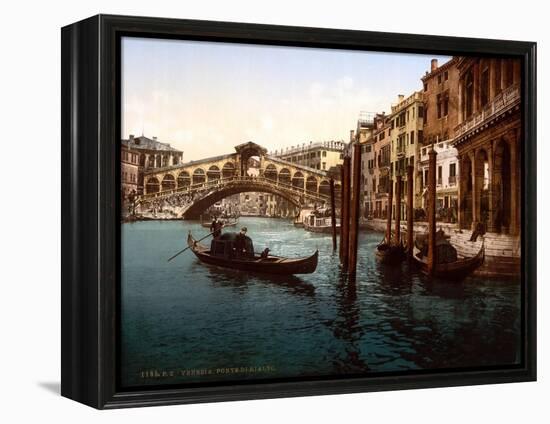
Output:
top-left (396, 144), bottom-right (406, 157)
top-left (455, 83), bottom-right (520, 139)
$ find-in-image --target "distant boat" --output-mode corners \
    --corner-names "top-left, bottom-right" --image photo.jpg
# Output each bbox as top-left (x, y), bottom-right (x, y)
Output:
top-left (303, 213), bottom-right (340, 234)
top-left (187, 232), bottom-right (318, 275)
top-left (412, 234), bottom-right (485, 279)
top-left (201, 218), bottom-right (238, 229)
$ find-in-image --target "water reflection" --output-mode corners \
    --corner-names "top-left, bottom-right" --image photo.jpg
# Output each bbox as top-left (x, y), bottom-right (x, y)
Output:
top-left (205, 265), bottom-right (316, 297)
top-left (121, 217), bottom-right (521, 387)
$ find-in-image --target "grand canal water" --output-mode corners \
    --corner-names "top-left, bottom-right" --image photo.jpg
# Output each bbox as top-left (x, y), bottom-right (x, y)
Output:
top-left (121, 217), bottom-right (521, 388)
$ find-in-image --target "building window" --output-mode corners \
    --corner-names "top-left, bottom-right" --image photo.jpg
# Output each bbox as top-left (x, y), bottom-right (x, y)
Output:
top-left (418, 130), bottom-right (424, 144)
top-left (410, 131), bottom-right (415, 145)
top-left (437, 74), bottom-right (442, 84)
top-left (449, 162), bottom-right (456, 177)
top-left (444, 70), bottom-right (449, 81)
top-left (322, 162), bottom-right (326, 170)
top-left (366, 145), bottom-right (372, 153)
top-left (437, 166), bottom-right (443, 185)
top-left (437, 94), bottom-right (442, 118)
top-left (322, 151), bottom-right (327, 157)
top-left (424, 83), bottom-right (428, 92)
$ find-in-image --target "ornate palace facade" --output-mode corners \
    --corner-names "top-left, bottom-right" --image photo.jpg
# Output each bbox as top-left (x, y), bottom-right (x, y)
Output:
top-left (453, 57), bottom-right (521, 235)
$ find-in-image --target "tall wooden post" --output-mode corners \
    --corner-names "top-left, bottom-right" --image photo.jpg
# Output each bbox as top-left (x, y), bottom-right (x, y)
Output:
top-left (385, 177), bottom-right (393, 244)
top-left (341, 156), bottom-right (351, 270)
top-left (407, 165), bottom-right (414, 258)
top-left (330, 178), bottom-right (337, 251)
top-left (348, 144), bottom-right (361, 275)
top-left (427, 148), bottom-right (438, 274)
top-left (339, 165), bottom-right (345, 261)
top-left (393, 174), bottom-right (402, 245)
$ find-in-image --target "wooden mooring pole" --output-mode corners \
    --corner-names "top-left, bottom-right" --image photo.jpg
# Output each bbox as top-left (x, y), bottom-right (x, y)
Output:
top-left (348, 143), bottom-right (362, 275)
top-left (385, 178), bottom-right (393, 244)
top-left (427, 148), bottom-right (438, 274)
top-left (341, 156), bottom-right (351, 270)
top-left (339, 165), bottom-right (345, 261)
top-left (407, 165), bottom-right (414, 258)
top-left (393, 174), bottom-right (402, 245)
top-left (330, 178), bottom-right (337, 252)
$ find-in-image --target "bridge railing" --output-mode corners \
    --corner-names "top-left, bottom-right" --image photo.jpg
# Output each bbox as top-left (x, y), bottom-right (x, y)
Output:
top-left (138, 175), bottom-right (331, 204)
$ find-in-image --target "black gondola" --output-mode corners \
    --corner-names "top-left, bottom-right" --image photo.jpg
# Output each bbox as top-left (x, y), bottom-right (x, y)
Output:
top-left (412, 235), bottom-right (485, 279)
top-left (375, 236), bottom-right (406, 264)
top-left (187, 232), bottom-right (318, 275)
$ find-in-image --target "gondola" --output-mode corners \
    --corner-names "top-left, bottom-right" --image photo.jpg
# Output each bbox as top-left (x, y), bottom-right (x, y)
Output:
top-left (375, 237), bottom-right (406, 264)
top-left (187, 232), bottom-right (318, 275)
top-left (412, 238), bottom-right (485, 279)
top-left (200, 218), bottom-right (238, 229)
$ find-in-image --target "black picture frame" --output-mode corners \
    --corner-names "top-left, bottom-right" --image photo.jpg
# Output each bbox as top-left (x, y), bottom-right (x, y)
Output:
top-left (61, 14), bottom-right (537, 409)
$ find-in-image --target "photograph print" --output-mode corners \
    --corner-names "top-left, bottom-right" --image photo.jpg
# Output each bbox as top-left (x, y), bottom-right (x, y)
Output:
top-left (120, 35), bottom-right (523, 389)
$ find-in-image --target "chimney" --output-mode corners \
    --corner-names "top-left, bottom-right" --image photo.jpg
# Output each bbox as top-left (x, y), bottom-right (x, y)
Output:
top-left (153, 136), bottom-right (157, 141)
top-left (431, 59), bottom-right (438, 72)
top-left (350, 130), bottom-right (355, 142)
top-left (129, 134), bottom-right (134, 140)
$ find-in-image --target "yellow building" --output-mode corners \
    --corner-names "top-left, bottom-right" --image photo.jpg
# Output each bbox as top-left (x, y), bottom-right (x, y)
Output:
top-left (271, 140), bottom-right (346, 171)
top-left (388, 92), bottom-right (424, 217)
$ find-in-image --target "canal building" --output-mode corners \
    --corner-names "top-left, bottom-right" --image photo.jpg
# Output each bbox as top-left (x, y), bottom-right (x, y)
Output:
top-left (452, 56), bottom-right (521, 236)
top-left (271, 140), bottom-right (346, 171)
top-left (121, 143), bottom-right (140, 201)
top-left (388, 91), bottom-right (424, 219)
top-left (353, 112), bottom-right (378, 219)
top-left (420, 58), bottom-right (461, 221)
top-left (121, 134), bottom-right (184, 194)
top-left (372, 115), bottom-right (392, 219)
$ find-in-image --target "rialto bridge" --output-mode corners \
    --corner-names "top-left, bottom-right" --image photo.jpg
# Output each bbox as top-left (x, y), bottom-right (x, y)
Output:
top-left (138, 142), bottom-right (340, 219)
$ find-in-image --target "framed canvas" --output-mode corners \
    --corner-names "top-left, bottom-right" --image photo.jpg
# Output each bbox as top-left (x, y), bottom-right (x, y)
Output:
top-left (61, 14), bottom-right (537, 409)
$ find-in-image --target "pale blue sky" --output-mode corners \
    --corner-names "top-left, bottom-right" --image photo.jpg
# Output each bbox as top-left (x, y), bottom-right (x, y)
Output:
top-left (122, 36), bottom-right (450, 160)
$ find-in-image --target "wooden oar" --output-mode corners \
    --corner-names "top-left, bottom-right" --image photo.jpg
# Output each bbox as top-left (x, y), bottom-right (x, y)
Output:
top-left (167, 224), bottom-right (226, 262)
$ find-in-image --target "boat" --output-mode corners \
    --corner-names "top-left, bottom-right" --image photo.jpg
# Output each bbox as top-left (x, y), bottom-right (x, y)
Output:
top-left (375, 237), bottom-right (406, 264)
top-left (412, 236), bottom-right (485, 279)
top-left (293, 215), bottom-right (304, 228)
top-left (201, 218), bottom-right (238, 229)
top-left (187, 231), bottom-right (318, 275)
top-left (303, 213), bottom-right (340, 234)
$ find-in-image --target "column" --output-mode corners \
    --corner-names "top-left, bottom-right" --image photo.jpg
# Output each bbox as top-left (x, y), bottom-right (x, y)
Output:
top-left (457, 155), bottom-right (463, 228)
top-left (510, 132), bottom-right (519, 235)
top-left (473, 61), bottom-right (480, 114)
top-left (458, 79), bottom-right (464, 124)
top-left (487, 142), bottom-right (496, 232)
top-left (489, 59), bottom-right (496, 102)
top-left (470, 150), bottom-right (478, 229)
top-left (513, 60), bottom-right (521, 86)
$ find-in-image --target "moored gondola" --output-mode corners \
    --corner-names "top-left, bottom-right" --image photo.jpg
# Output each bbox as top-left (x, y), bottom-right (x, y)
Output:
top-left (187, 232), bottom-right (318, 275)
top-left (375, 237), bottom-right (406, 264)
top-left (412, 237), bottom-right (485, 279)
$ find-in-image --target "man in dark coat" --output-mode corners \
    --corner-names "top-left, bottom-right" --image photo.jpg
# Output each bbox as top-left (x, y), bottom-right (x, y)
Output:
top-left (235, 227), bottom-right (249, 257)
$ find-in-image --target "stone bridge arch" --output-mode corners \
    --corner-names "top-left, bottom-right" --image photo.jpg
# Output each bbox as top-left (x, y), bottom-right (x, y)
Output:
top-left (182, 181), bottom-right (302, 219)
